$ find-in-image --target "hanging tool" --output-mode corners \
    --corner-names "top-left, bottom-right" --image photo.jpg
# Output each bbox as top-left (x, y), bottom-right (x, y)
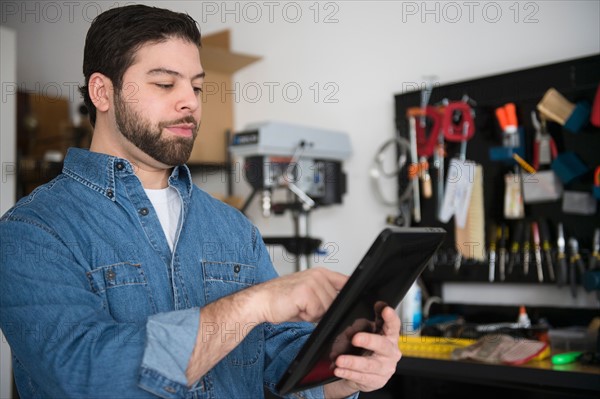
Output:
top-left (441, 101), bottom-right (475, 143)
top-left (556, 223), bottom-right (568, 287)
top-left (531, 111), bottom-right (558, 170)
top-left (504, 165), bottom-right (524, 219)
top-left (454, 248), bottom-right (462, 273)
top-left (512, 153), bottom-right (536, 174)
top-left (438, 98), bottom-right (477, 228)
top-left (523, 221), bottom-right (531, 276)
top-left (419, 78), bottom-right (436, 128)
top-left (495, 103), bottom-right (519, 147)
top-left (498, 224), bottom-right (508, 281)
top-left (407, 115), bottom-right (421, 223)
top-left (539, 219), bottom-right (555, 282)
top-left (488, 222), bottom-right (498, 282)
top-left (594, 166), bottom-right (600, 200)
top-left (413, 106), bottom-right (442, 200)
top-left (531, 221), bottom-right (544, 283)
top-left (433, 124), bottom-right (446, 216)
top-left (508, 221), bottom-right (523, 275)
top-left (591, 228), bottom-right (600, 270)
top-left (568, 238), bottom-right (586, 298)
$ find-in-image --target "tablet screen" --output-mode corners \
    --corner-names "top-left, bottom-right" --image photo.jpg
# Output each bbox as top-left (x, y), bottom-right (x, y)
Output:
top-left (276, 227), bottom-right (446, 395)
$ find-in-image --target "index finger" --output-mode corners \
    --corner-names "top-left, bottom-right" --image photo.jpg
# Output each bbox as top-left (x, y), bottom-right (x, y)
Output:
top-left (319, 268), bottom-right (349, 291)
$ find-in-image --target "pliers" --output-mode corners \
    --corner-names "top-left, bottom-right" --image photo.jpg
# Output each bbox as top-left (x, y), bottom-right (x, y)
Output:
top-left (531, 111), bottom-right (558, 171)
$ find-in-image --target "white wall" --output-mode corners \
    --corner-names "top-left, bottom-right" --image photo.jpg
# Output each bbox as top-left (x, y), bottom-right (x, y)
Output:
top-left (0, 23), bottom-right (17, 399)
top-left (1, 1), bottom-right (599, 295)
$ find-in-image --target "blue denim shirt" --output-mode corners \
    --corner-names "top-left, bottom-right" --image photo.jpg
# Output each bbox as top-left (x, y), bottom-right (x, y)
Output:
top-left (0, 148), bottom-right (356, 399)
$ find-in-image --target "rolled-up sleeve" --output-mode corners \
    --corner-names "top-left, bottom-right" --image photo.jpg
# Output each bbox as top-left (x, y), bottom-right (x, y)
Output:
top-left (138, 308), bottom-right (200, 397)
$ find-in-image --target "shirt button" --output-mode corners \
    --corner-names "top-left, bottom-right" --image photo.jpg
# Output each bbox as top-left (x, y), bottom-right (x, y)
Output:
top-left (234, 265), bottom-right (241, 273)
top-left (139, 207), bottom-right (149, 216)
top-left (116, 162), bottom-right (125, 170)
top-left (106, 189), bottom-right (114, 199)
top-left (163, 386), bottom-right (176, 394)
top-left (106, 270), bottom-right (116, 281)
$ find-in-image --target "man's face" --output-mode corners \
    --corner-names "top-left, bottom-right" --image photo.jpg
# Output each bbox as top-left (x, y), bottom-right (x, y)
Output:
top-left (113, 37), bottom-right (204, 166)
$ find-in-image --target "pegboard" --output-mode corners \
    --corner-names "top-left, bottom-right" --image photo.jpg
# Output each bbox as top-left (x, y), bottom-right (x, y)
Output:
top-left (394, 54), bottom-right (600, 284)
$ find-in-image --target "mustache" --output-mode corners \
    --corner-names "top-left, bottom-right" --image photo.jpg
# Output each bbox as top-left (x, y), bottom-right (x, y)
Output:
top-left (158, 115), bottom-right (199, 131)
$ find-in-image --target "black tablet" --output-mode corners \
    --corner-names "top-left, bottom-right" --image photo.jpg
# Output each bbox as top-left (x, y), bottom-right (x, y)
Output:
top-left (276, 226), bottom-right (446, 395)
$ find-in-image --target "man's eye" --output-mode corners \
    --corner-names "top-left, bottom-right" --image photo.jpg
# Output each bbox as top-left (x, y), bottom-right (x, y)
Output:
top-left (155, 83), bottom-right (173, 89)
top-left (193, 87), bottom-right (203, 94)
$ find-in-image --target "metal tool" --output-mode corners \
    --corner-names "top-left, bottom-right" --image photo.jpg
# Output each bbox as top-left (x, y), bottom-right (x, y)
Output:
top-left (590, 228), bottom-right (600, 270)
top-left (488, 222), bottom-right (498, 282)
top-left (556, 223), bottom-right (568, 287)
top-left (454, 248), bottom-right (462, 273)
top-left (498, 224), bottom-right (508, 281)
top-left (539, 219), bottom-right (555, 281)
top-left (531, 111), bottom-right (558, 170)
top-left (531, 222), bottom-right (544, 283)
top-left (508, 221), bottom-right (523, 275)
top-left (441, 101), bottom-right (475, 143)
top-left (408, 116), bottom-right (421, 223)
top-left (523, 221), bottom-right (531, 276)
top-left (413, 106), bottom-right (441, 200)
top-left (568, 238), bottom-right (586, 298)
top-left (495, 103), bottom-right (519, 147)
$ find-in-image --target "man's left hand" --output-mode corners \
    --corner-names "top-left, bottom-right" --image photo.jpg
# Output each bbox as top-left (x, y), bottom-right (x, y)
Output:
top-left (324, 306), bottom-right (402, 398)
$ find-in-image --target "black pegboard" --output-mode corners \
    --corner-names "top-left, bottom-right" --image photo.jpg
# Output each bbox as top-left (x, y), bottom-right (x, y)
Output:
top-left (394, 54), bottom-right (600, 283)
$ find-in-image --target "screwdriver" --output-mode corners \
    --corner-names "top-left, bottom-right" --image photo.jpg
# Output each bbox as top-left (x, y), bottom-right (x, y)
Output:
top-left (556, 223), bottom-right (568, 287)
top-left (531, 222), bottom-right (544, 283)
top-left (508, 221), bottom-right (523, 275)
top-left (523, 221), bottom-right (531, 276)
top-left (590, 228), bottom-right (600, 270)
top-left (498, 224), bottom-right (508, 281)
top-left (488, 222), bottom-right (498, 282)
top-left (539, 219), bottom-right (555, 281)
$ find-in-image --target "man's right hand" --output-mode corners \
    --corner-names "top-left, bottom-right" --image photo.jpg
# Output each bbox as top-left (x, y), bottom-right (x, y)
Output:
top-left (249, 267), bottom-right (349, 324)
top-left (186, 267), bottom-right (348, 385)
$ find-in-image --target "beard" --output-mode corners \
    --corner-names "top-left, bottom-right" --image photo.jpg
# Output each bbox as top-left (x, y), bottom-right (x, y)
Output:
top-left (114, 91), bottom-right (199, 166)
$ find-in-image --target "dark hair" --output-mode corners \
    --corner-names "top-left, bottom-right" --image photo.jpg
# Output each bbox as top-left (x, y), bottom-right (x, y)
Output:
top-left (79, 5), bottom-right (201, 127)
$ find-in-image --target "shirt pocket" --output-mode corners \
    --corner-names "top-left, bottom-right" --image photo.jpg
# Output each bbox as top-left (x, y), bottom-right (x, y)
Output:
top-left (202, 261), bottom-right (263, 366)
top-left (86, 262), bottom-right (157, 322)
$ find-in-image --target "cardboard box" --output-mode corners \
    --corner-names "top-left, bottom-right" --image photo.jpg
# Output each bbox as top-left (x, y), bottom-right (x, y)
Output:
top-left (189, 30), bottom-right (260, 165)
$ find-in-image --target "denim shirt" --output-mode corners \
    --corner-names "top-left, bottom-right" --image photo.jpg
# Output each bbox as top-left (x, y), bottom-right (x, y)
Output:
top-left (0, 148), bottom-right (357, 399)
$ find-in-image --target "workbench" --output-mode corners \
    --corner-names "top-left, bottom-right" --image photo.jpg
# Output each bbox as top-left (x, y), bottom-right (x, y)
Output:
top-left (387, 350), bottom-right (600, 399)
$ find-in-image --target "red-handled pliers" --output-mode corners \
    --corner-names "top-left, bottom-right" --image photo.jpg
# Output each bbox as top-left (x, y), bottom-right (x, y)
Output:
top-left (531, 111), bottom-right (558, 171)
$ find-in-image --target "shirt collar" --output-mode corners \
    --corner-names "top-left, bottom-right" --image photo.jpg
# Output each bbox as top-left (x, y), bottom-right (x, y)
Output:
top-left (62, 147), bottom-right (193, 201)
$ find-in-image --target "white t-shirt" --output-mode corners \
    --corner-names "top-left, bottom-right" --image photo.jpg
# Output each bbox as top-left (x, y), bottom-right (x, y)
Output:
top-left (144, 186), bottom-right (182, 251)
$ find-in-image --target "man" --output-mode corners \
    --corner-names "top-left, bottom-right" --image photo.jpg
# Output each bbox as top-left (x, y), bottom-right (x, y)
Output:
top-left (0, 4), bottom-right (401, 398)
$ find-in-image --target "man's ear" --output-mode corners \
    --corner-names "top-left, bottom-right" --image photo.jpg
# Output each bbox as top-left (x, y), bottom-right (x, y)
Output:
top-left (88, 73), bottom-right (113, 113)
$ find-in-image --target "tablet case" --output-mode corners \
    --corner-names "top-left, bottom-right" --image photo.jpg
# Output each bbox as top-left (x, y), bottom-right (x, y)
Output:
top-left (276, 226), bottom-right (446, 395)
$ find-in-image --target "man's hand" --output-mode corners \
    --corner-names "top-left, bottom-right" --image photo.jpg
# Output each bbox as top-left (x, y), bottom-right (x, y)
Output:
top-left (250, 267), bottom-right (348, 324)
top-left (324, 306), bottom-right (402, 398)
